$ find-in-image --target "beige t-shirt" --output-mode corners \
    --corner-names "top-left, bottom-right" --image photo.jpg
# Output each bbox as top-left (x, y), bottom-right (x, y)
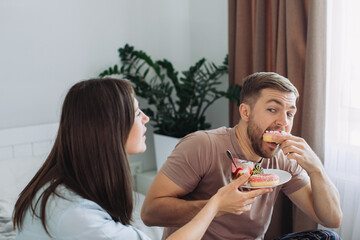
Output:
top-left (161, 127), bottom-right (309, 240)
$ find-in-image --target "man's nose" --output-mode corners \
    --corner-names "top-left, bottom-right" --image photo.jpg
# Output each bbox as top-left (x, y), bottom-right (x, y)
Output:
top-left (276, 113), bottom-right (289, 127)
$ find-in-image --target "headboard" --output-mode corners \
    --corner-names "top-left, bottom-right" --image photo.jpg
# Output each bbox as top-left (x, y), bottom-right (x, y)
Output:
top-left (0, 123), bottom-right (142, 176)
top-left (0, 122), bottom-right (146, 204)
top-left (0, 123), bottom-right (58, 160)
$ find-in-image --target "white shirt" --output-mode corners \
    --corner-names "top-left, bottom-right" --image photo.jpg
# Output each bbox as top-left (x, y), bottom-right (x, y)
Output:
top-left (16, 185), bottom-right (151, 240)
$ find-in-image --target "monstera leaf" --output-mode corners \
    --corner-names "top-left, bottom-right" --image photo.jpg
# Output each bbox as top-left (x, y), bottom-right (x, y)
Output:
top-left (99, 44), bottom-right (241, 138)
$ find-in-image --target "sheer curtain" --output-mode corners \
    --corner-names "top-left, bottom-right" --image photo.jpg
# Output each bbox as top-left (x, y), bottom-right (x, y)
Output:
top-left (324, 0), bottom-right (360, 239)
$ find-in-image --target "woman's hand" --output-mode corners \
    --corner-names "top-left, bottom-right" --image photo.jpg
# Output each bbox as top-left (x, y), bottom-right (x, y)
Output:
top-left (166, 173), bottom-right (272, 240)
top-left (212, 173), bottom-right (272, 216)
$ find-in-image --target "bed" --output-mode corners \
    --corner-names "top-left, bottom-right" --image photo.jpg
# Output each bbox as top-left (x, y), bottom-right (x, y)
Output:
top-left (0, 124), bottom-right (163, 240)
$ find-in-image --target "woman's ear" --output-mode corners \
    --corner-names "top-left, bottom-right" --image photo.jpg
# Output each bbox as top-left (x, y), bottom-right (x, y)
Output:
top-left (239, 103), bottom-right (251, 122)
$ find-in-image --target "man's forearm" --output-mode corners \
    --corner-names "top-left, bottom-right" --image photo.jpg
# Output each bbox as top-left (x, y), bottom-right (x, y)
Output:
top-left (141, 197), bottom-right (208, 227)
top-left (309, 167), bottom-right (342, 228)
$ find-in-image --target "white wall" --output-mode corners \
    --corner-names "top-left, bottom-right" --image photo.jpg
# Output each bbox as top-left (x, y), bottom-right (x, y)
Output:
top-left (189, 0), bottom-right (229, 130)
top-left (0, 0), bottom-right (228, 171)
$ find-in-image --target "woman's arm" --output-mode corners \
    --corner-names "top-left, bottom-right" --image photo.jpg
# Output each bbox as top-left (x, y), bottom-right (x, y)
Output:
top-left (166, 174), bottom-right (272, 240)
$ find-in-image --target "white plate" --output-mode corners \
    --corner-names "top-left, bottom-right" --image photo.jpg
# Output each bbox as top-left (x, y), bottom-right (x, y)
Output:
top-left (241, 169), bottom-right (292, 189)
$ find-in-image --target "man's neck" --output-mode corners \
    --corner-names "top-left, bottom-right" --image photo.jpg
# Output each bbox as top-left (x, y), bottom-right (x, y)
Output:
top-left (235, 122), bottom-right (262, 163)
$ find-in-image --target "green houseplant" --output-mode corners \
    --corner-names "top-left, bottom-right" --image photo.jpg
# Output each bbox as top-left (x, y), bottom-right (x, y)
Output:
top-left (99, 44), bottom-right (241, 138)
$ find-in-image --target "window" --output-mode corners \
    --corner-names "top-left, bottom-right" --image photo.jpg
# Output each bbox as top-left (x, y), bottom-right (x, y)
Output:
top-left (324, 0), bottom-right (360, 238)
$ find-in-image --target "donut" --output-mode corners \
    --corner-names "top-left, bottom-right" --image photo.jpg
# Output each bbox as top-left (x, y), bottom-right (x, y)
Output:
top-left (249, 173), bottom-right (280, 187)
top-left (263, 130), bottom-right (287, 143)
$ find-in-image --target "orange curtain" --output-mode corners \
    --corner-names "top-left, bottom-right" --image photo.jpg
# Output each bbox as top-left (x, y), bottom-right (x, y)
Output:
top-left (228, 0), bottom-right (327, 238)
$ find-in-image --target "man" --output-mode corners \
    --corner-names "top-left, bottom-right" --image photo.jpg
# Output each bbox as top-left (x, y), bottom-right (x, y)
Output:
top-left (141, 72), bottom-right (342, 239)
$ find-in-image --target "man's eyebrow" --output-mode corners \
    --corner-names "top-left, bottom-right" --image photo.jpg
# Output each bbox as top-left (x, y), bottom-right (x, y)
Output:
top-left (266, 99), bottom-right (297, 110)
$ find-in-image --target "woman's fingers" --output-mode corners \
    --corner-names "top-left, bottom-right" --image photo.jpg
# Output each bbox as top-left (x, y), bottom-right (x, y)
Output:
top-left (246, 188), bottom-right (273, 198)
top-left (217, 173), bottom-right (273, 216)
top-left (232, 173), bottom-right (251, 187)
top-left (231, 188), bottom-right (272, 214)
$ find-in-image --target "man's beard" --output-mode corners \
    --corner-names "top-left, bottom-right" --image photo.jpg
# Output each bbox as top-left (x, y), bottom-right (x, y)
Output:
top-left (247, 116), bottom-right (279, 158)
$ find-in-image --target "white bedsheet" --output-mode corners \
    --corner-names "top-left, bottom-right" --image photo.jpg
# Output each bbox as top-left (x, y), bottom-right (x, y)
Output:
top-left (132, 192), bottom-right (163, 240)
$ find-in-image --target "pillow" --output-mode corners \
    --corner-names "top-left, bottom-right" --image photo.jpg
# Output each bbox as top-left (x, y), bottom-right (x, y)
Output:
top-left (0, 156), bottom-right (45, 207)
top-left (0, 198), bottom-right (16, 239)
top-left (0, 156), bottom-right (44, 240)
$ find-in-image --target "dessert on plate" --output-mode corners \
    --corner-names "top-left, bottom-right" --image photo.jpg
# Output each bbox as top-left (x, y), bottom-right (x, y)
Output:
top-left (231, 159), bottom-right (253, 180)
top-left (229, 153), bottom-right (281, 188)
top-left (249, 173), bottom-right (280, 187)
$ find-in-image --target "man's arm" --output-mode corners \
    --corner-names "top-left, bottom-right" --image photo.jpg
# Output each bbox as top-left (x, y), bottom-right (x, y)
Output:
top-left (288, 178), bottom-right (341, 228)
top-left (275, 134), bottom-right (342, 228)
top-left (141, 171), bottom-right (207, 227)
top-left (141, 170), bottom-right (272, 228)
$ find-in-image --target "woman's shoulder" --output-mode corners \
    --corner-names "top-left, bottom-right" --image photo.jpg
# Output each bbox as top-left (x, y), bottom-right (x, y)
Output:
top-left (43, 185), bottom-right (99, 223)
top-left (19, 185), bottom-right (112, 239)
top-left (46, 185), bottom-right (151, 239)
top-left (48, 184), bottom-right (105, 214)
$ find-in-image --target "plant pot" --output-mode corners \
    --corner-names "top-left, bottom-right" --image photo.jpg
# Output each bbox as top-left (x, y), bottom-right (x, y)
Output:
top-left (153, 133), bottom-right (181, 172)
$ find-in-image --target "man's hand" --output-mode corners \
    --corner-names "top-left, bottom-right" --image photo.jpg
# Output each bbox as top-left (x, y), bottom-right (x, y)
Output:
top-left (274, 134), bottom-right (342, 228)
top-left (273, 134), bottom-right (323, 174)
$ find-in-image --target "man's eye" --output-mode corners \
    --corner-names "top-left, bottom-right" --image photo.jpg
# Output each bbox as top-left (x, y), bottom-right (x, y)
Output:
top-left (287, 112), bottom-right (294, 118)
top-left (268, 108), bottom-right (275, 113)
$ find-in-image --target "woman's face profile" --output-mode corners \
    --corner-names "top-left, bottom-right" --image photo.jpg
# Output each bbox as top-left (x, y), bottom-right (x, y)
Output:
top-left (125, 98), bottom-right (149, 155)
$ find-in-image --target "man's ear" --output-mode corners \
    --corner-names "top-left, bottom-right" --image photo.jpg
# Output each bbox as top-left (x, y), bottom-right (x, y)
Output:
top-left (239, 103), bottom-right (251, 122)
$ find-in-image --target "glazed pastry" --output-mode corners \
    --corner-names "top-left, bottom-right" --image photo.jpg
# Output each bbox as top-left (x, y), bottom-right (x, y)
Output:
top-left (249, 173), bottom-right (280, 187)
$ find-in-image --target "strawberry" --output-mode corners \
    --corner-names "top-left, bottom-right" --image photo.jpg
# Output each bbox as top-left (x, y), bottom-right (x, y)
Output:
top-left (231, 162), bottom-right (252, 180)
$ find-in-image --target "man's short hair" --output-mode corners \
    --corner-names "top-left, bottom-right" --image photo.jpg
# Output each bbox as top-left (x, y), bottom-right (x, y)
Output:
top-left (239, 72), bottom-right (299, 107)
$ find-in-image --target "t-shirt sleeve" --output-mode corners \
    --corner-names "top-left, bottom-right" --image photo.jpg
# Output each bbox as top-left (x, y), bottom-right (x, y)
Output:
top-left (56, 202), bottom-right (151, 240)
top-left (160, 131), bottom-right (212, 193)
top-left (281, 156), bottom-right (310, 195)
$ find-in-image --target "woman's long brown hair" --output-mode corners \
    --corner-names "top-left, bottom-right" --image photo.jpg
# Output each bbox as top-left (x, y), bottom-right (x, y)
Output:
top-left (13, 78), bottom-right (135, 234)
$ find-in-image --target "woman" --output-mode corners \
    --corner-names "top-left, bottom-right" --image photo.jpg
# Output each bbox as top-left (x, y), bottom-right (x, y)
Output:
top-left (13, 78), bottom-right (256, 240)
